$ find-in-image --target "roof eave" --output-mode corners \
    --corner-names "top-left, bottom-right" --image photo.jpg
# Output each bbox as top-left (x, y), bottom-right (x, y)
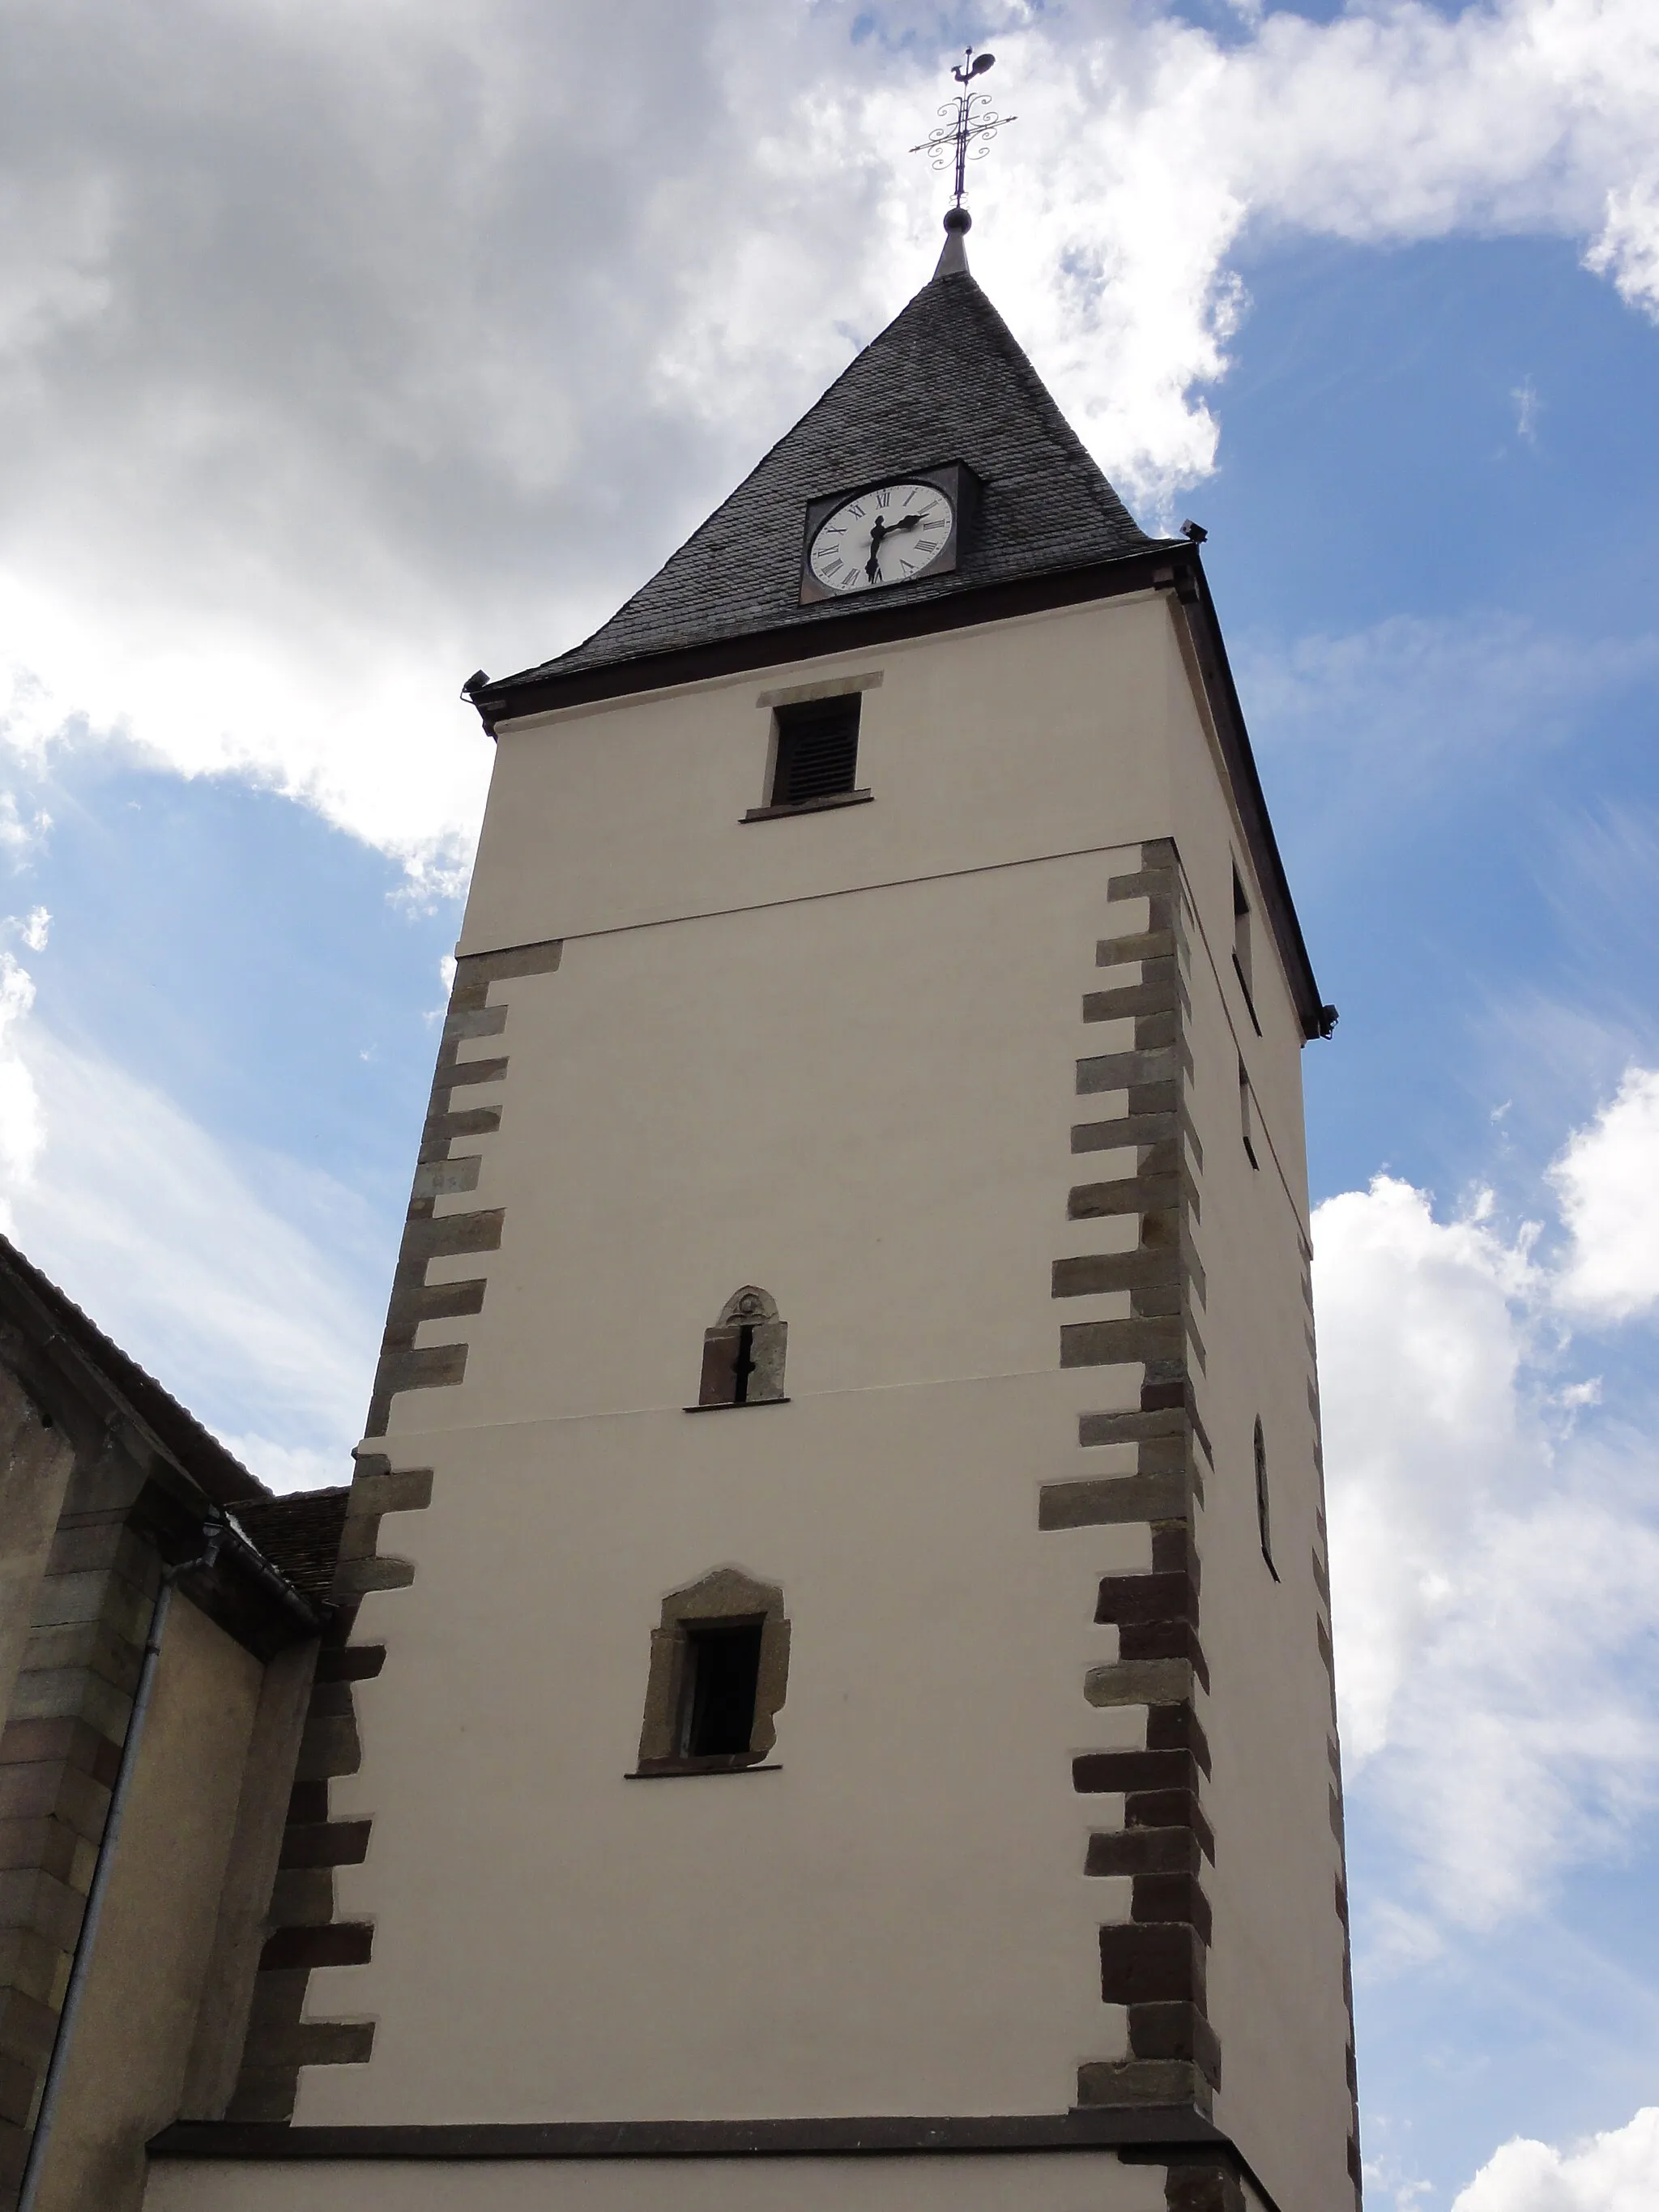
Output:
top-left (0, 1233), bottom-right (267, 1508)
top-left (470, 542), bottom-right (1328, 1045)
top-left (471, 543), bottom-right (1185, 735)
top-left (1165, 552), bottom-right (1329, 1043)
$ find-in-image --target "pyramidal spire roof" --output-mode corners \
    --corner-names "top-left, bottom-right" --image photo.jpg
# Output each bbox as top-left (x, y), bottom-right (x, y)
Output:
top-left (486, 235), bottom-right (1166, 704)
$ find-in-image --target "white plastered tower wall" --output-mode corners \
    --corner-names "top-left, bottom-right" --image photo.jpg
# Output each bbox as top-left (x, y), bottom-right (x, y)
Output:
top-left (143, 245), bottom-right (1357, 2212)
top-left (1158, 601), bottom-right (1355, 2196)
top-left (143, 585), bottom-right (1356, 2212)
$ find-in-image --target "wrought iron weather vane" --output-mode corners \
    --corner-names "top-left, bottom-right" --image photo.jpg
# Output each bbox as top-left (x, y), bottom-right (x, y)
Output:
top-left (911, 46), bottom-right (1016, 209)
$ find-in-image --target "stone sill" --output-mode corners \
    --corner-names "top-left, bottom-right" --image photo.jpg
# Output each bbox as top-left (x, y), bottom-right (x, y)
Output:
top-left (741, 790), bottom-right (872, 822)
top-left (682, 1397), bottom-right (791, 1413)
top-left (625, 1763), bottom-right (783, 1781)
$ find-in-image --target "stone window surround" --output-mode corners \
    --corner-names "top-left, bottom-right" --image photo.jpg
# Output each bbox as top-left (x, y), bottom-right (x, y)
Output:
top-left (688, 1286), bottom-right (788, 1412)
top-left (632, 1566), bottom-right (791, 1779)
top-left (742, 671), bottom-right (881, 823)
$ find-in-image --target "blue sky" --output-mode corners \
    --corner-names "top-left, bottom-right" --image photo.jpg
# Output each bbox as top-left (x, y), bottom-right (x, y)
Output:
top-left (3, 4), bottom-right (1658, 2206)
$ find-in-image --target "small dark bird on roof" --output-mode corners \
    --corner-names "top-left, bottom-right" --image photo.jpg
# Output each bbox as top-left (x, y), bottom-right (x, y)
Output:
top-left (1181, 520), bottom-right (1208, 543)
top-left (460, 669), bottom-right (489, 700)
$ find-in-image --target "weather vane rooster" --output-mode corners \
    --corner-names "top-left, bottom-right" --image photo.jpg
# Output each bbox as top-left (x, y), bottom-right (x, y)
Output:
top-left (911, 47), bottom-right (1016, 210)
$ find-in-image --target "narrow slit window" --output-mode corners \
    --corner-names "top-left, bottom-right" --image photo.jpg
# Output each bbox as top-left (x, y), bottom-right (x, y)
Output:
top-left (680, 1622), bottom-right (765, 1758)
top-left (703, 1323), bottom-right (757, 1404)
top-left (1232, 863), bottom-right (1260, 1030)
top-left (1232, 864), bottom-right (1252, 989)
top-left (1239, 1056), bottom-right (1259, 1170)
top-left (771, 696), bottom-right (861, 807)
top-left (1254, 1418), bottom-right (1279, 1579)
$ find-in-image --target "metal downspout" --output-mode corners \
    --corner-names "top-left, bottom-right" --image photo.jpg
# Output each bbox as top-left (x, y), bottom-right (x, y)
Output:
top-left (15, 1521), bottom-right (224, 2212)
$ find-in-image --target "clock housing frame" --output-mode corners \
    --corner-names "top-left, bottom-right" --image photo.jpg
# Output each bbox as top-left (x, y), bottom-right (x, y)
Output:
top-left (798, 462), bottom-right (979, 605)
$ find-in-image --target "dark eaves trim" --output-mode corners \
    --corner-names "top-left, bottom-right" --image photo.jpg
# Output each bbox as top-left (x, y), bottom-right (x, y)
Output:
top-left (147, 2113), bottom-right (1287, 2210)
top-left (470, 540), bottom-right (1328, 1043)
top-left (1160, 555), bottom-right (1330, 1043)
top-left (217, 1511), bottom-right (326, 1633)
top-left (470, 543), bottom-right (1187, 732)
top-left (151, 2107), bottom-right (1228, 2161)
top-left (160, 1503), bottom-right (326, 1663)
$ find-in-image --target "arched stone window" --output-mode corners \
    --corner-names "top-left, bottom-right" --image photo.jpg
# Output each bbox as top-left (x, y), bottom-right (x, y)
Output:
top-left (633, 1567), bottom-right (791, 1776)
top-left (693, 1286), bottom-right (787, 1409)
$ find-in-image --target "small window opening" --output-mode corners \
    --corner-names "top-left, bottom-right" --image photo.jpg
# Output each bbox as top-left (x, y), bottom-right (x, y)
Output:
top-left (771, 697), bottom-right (860, 808)
top-left (634, 1567), bottom-right (790, 1776)
top-left (680, 1622), bottom-right (764, 1758)
top-left (1232, 864), bottom-right (1260, 1031)
top-left (731, 1325), bottom-right (757, 1404)
top-left (1239, 1056), bottom-right (1259, 1170)
top-left (1232, 865), bottom-right (1252, 985)
top-left (1254, 1418), bottom-right (1279, 1579)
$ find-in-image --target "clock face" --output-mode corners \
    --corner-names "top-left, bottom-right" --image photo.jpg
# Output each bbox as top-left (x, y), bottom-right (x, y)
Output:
top-left (806, 480), bottom-right (957, 596)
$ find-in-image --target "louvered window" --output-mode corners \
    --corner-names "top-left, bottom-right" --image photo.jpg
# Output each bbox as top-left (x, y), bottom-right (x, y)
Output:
top-left (771, 697), bottom-right (861, 807)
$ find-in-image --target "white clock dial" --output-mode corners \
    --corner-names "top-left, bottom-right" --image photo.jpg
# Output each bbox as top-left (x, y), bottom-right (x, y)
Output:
top-left (807, 481), bottom-right (956, 595)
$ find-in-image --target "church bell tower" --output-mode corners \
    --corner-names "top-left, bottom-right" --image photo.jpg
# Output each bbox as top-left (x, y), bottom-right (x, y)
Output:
top-left (148, 122), bottom-right (1359, 2212)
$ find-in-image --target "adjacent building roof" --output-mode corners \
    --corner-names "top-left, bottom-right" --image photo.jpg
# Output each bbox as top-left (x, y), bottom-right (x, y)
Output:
top-left (0, 1230), bottom-right (266, 1508)
top-left (481, 258), bottom-right (1170, 706)
top-left (233, 1490), bottom-right (351, 1606)
top-left (0, 1231), bottom-right (348, 1646)
top-left (0, 1229), bottom-right (354, 1588)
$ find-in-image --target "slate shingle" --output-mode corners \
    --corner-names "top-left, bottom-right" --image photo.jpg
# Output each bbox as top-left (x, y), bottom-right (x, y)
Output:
top-left (232, 1490), bottom-right (351, 1605)
top-left (493, 266), bottom-right (1166, 693)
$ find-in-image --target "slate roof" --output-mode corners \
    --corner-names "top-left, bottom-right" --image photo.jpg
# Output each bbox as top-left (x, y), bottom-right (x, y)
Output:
top-left (233, 1489), bottom-right (351, 1605)
top-left (490, 261), bottom-right (1168, 697)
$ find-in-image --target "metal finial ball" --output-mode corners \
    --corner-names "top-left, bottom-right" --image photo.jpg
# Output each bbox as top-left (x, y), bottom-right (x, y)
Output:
top-left (943, 207), bottom-right (972, 234)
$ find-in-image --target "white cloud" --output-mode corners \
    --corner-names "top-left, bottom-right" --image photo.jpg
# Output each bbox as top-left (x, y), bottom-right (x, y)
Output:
top-left (0, 945), bottom-right (43, 1192)
top-left (1586, 178), bottom-right (1659, 313)
top-left (918, 0), bottom-right (1659, 503)
top-left (0, 784), bottom-right (51, 864)
top-left (0, 940), bottom-right (381, 1491)
top-left (1452, 2105), bottom-right (1659, 2211)
top-left (1230, 622), bottom-right (1659, 941)
top-left (1240, 617), bottom-right (1659, 789)
top-left (1550, 1068), bottom-right (1659, 1319)
top-left (1316, 1174), bottom-right (1537, 1766)
top-left (1317, 1074), bottom-right (1659, 1933)
top-left (2, 1), bottom-right (1659, 865)
top-left (215, 1436), bottom-right (355, 1497)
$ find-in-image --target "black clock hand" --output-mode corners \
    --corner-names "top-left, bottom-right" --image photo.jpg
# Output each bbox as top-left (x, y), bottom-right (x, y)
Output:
top-left (854, 506), bottom-right (937, 584)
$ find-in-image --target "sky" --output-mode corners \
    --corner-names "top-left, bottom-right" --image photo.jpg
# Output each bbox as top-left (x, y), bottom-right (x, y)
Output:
top-left (3, 2), bottom-right (1659, 2204)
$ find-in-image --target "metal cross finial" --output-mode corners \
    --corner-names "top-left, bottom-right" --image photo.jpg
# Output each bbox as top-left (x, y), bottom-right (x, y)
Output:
top-left (911, 47), bottom-right (1016, 209)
